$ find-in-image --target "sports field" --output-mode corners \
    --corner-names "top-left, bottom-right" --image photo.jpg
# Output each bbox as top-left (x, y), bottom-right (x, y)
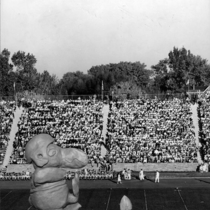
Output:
top-left (1, 177), bottom-right (210, 210)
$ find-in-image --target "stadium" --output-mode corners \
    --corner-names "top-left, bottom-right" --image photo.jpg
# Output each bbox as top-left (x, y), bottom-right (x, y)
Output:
top-left (1, 1), bottom-right (210, 209)
top-left (1, 91), bottom-right (210, 209)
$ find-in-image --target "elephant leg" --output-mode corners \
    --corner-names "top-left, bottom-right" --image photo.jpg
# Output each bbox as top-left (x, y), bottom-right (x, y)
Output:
top-left (28, 196), bottom-right (32, 205)
top-left (27, 196), bottom-right (36, 210)
top-left (67, 173), bottom-right (79, 204)
top-left (63, 203), bottom-right (81, 210)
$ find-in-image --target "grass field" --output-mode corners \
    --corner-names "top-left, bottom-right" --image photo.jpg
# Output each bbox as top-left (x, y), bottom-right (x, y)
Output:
top-left (1, 178), bottom-right (210, 210)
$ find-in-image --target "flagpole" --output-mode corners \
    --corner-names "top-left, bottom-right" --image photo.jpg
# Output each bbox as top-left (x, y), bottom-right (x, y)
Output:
top-left (101, 80), bottom-right (104, 101)
top-left (14, 82), bottom-right (17, 106)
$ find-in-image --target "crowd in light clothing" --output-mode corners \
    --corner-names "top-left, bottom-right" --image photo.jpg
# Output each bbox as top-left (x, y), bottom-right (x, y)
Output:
top-left (0, 101), bottom-right (15, 164)
top-left (106, 98), bottom-right (197, 164)
top-left (10, 100), bottom-right (104, 165)
top-left (66, 168), bottom-right (113, 180)
top-left (0, 170), bottom-right (31, 180)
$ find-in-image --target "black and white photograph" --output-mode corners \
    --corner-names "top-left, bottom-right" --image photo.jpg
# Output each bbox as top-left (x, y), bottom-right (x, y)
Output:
top-left (0, 0), bottom-right (210, 209)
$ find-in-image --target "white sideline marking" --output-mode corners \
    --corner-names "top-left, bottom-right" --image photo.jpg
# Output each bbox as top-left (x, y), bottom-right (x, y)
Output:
top-left (144, 189), bottom-right (148, 210)
top-left (105, 188), bottom-right (112, 210)
top-left (176, 188), bottom-right (188, 210)
top-left (1, 190), bottom-right (12, 201)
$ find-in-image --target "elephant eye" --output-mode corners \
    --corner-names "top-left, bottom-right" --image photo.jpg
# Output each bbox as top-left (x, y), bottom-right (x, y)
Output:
top-left (38, 154), bottom-right (43, 158)
top-left (48, 144), bottom-right (57, 157)
top-left (48, 148), bottom-right (56, 156)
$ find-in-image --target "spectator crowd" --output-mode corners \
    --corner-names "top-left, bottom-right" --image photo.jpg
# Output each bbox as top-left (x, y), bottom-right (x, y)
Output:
top-left (0, 96), bottom-right (203, 178)
top-left (10, 99), bottom-right (104, 165)
top-left (198, 91), bottom-right (210, 165)
top-left (0, 101), bottom-right (15, 164)
top-left (106, 98), bottom-right (197, 164)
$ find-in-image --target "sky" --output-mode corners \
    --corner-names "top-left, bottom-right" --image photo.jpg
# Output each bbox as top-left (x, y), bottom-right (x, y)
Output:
top-left (1, 0), bottom-right (210, 78)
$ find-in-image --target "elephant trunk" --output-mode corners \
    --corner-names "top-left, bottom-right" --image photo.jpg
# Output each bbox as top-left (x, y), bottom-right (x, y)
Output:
top-left (61, 148), bottom-right (88, 169)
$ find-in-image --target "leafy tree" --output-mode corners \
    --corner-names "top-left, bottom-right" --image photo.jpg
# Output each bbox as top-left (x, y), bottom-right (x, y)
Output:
top-left (11, 51), bottom-right (39, 92)
top-left (152, 47), bottom-right (210, 93)
top-left (0, 49), bottom-right (14, 96)
top-left (88, 61), bottom-right (150, 94)
top-left (35, 70), bottom-right (59, 95)
top-left (110, 81), bottom-right (142, 100)
top-left (59, 71), bottom-right (95, 95)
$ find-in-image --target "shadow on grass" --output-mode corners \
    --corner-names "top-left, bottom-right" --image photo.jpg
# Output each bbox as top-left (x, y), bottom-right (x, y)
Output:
top-left (197, 179), bottom-right (210, 185)
top-left (132, 175), bottom-right (155, 183)
top-left (108, 179), bottom-right (118, 184)
top-left (144, 176), bottom-right (155, 183)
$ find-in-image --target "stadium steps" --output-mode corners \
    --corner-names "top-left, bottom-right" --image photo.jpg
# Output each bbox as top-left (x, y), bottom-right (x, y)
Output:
top-left (2, 106), bottom-right (24, 168)
top-left (190, 103), bottom-right (203, 164)
top-left (101, 104), bottom-right (109, 157)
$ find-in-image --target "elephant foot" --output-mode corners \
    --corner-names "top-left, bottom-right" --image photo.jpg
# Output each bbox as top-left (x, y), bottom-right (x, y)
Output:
top-left (64, 203), bottom-right (81, 210)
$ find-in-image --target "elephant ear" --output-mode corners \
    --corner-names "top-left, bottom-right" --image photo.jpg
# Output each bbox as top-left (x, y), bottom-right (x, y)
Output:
top-left (35, 153), bottom-right (49, 167)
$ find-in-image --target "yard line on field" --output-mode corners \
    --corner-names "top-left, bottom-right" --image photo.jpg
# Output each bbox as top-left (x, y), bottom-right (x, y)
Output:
top-left (144, 189), bottom-right (148, 210)
top-left (176, 188), bottom-right (188, 210)
top-left (1, 190), bottom-right (12, 202)
top-left (105, 188), bottom-right (112, 210)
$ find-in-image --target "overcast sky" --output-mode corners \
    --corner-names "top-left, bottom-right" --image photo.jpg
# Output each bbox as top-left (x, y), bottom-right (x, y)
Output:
top-left (1, 0), bottom-right (210, 78)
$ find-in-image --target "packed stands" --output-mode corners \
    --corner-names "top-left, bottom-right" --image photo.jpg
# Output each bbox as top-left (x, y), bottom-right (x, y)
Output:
top-left (0, 101), bottom-right (15, 165)
top-left (2, 97), bottom-right (200, 177)
top-left (198, 92), bottom-right (210, 164)
top-left (0, 170), bottom-right (31, 180)
top-left (10, 100), bottom-right (104, 165)
top-left (0, 168), bottom-right (114, 181)
top-left (106, 98), bottom-right (197, 164)
top-left (66, 168), bottom-right (113, 180)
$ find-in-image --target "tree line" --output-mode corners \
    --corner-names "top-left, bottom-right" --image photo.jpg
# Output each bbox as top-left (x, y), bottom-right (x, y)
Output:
top-left (1, 47), bottom-right (210, 100)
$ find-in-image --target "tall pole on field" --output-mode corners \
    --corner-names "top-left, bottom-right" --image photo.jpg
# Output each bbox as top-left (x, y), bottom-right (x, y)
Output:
top-left (101, 80), bottom-right (104, 101)
top-left (14, 82), bottom-right (17, 105)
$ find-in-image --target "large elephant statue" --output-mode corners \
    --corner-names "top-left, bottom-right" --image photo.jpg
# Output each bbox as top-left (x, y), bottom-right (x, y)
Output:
top-left (25, 134), bottom-right (88, 210)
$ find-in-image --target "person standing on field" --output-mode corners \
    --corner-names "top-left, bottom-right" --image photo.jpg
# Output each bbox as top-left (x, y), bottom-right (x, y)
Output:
top-left (155, 170), bottom-right (160, 183)
top-left (117, 173), bottom-right (122, 184)
top-left (139, 169), bottom-right (144, 181)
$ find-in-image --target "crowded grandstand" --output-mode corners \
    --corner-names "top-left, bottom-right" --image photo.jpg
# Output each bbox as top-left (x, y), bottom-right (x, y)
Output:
top-left (1, 46), bottom-right (210, 180)
top-left (1, 92), bottom-right (210, 180)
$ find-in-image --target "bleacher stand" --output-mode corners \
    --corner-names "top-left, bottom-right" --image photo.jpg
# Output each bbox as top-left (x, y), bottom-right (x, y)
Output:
top-left (65, 168), bottom-right (113, 180)
top-left (0, 101), bottom-right (15, 164)
top-left (106, 98), bottom-right (197, 164)
top-left (1, 98), bottom-right (200, 180)
top-left (10, 99), bottom-right (104, 165)
top-left (198, 91), bottom-right (210, 166)
top-left (0, 171), bottom-right (31, 181)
